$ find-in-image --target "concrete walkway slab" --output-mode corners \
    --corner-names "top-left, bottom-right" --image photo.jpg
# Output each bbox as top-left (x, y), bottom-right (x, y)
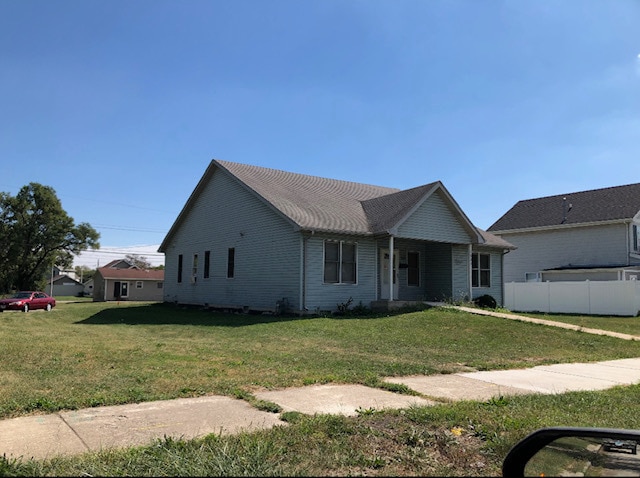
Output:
top-left (383, 374), bottom-right (531, 401)
top-left (459, 368), bottom-right (622, 394)
top-left (0, 396), bottom-right (285, 461)
top-left (598, 358), bottom-right (640, 370)
top-left (535, 363), bottom-right (640, 385)
top-left (255, 384), bottom-right (435, 416)
top-left (0, 414), bottom-right (88, 460)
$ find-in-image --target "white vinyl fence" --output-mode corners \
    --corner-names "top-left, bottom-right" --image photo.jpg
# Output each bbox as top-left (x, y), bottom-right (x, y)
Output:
top-left (505, 280), bottom-right (640, 317)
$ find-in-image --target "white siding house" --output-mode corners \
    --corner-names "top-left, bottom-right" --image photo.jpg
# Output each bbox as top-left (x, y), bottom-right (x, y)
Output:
top-left (159, 160), bottom-right (514, 313)
top-left (488, 183), bottom-right (640, 283)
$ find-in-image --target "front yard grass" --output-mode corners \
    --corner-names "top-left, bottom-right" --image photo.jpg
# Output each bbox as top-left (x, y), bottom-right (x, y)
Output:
top-left (2, 301), bottom-right (640, 476)
top-left (1, 302), bottom-right (639, 420)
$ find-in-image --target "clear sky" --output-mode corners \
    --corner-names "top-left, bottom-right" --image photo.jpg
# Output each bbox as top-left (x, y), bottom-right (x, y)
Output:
top-left (2, 1), bottom-right (639, 268)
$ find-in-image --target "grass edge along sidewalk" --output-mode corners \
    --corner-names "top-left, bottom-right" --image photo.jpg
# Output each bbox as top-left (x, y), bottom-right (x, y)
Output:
top-left (451, 305), bottom-right (640, 341)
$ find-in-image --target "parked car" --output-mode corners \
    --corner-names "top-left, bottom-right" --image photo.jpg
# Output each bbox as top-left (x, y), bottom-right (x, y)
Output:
top-left (0, 291), bottom-right (56, 312)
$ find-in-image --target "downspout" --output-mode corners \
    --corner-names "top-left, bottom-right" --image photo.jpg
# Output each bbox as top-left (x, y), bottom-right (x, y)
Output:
top-left (389, 235), bottom-right (395, 301)
top-left (468, 244), bottom-right (473, 301)
top-left (626, 220), bottom-right (631, 266)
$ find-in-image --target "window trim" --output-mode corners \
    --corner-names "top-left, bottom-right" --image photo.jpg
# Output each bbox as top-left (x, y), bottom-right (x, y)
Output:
top-left (136, 281), bottom-right (143, 289)
top-left (472, 252), bottom-right (491, 288)
top-left (323, 240), bottom-right (357, 284)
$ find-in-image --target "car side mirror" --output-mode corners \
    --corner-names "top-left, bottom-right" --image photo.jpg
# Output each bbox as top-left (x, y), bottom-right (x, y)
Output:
top-left (502, 427), bottom-right (640, 477)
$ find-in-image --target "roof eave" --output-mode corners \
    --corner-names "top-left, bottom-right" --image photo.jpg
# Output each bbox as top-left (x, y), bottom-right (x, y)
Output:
top-left (490, 218), bottom-right (632, 235)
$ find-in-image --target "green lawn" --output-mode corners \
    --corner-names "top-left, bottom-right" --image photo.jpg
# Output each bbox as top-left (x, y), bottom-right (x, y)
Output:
top-left (2, 302), bottom-right (640, 476)
top-left (1, 301), bottom-right (639, 420)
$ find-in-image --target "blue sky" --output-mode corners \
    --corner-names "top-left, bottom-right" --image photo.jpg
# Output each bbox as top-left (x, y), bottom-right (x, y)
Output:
top-left (2, 1), bottom-right (639, 268)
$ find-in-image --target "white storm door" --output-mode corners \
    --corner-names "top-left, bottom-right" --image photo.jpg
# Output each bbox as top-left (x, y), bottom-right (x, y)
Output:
top-left (380, 249), bottom-right (399, 300)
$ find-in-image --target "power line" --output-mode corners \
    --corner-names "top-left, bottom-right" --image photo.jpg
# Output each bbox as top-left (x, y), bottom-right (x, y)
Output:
top-left (78, 249), bottom-right (164, 257)
top-left (94, 224), bottom-right (167, 233)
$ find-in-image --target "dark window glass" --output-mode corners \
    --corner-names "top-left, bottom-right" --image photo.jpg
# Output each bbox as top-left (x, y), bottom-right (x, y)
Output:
top-left (204, 251), bottom-right (211, 278)
top-left (324, 242), bottom-right (339, 283)
top-left (227, 248), bottom-right (235, 278)
top-left (177, 254), bottom-right (183, 283)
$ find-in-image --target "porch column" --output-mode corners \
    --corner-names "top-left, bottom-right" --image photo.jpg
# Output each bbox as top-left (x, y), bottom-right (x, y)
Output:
top-left (388, 235), bottom-right (395, 301)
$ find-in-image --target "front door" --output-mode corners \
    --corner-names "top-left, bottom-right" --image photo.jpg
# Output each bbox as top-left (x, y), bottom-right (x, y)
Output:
top-left (113, 281), bottom-right (129, 299)
top-left (380, 249), bottom-right (399, 300)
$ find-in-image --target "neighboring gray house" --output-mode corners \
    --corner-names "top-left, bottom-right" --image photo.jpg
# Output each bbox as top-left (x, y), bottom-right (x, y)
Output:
top-left (47, 274), bottom-right (84, 297)
top-left (93, 260), bottom-right (164, 302)
top-left (159, 160), bottom-right (514, 313)
top-left (488, 183), bottom-right (640, 283)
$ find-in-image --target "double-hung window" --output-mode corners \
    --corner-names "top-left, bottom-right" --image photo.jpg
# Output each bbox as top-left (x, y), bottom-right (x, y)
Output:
top-left (471, 253), bottom-right (490, 288)
top-left (324, 241), bottom-right (357, 284)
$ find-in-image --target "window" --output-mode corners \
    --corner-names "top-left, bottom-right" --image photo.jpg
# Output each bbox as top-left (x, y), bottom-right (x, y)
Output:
top-left (177, 255), bottom-right (183, 283)
top-left (204, 250), bottom-right (211, 279)
top-left (192, 254), bottom-right (199, 282)
top-left (634, 225), bottom-right (639, 253)
top-left (157, 282), bottom-right (163, 289)
top-left (407, 251), bottom-right (420, 286)
top-left (472, 253), bottom-right (490, 288)
top-left (136, 281), bottom-right (143, 289)
top-left (324, 241), bottom-right (357, 284)
top-left (227, 248), bottom-right (235, 278)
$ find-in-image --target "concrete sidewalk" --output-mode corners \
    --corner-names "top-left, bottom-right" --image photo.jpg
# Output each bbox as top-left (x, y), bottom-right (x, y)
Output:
top-left (3, 357), bottom-right (640, 462)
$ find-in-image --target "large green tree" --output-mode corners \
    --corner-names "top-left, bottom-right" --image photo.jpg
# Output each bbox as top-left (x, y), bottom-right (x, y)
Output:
top-left (0, 183), bottom-right (100, 292)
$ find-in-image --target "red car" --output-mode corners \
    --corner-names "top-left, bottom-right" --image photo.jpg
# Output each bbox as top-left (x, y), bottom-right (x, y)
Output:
top-left (0, 291), bottom-right (56, 312)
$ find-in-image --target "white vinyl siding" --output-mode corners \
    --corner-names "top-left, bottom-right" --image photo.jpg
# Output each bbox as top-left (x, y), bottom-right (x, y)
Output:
top-left (499, 223), bottom-right (636, 283)
top-left (162, 168), bottom-right (300, 309)
top-left (397, 190), bottom-right (473, 244)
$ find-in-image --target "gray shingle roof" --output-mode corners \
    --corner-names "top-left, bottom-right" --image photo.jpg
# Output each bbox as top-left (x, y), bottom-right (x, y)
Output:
top-left (488, 183), bottom-right (640, 232)
top-left (217, 160), bottom-right (399, 234)
top-left (160, 160), bottom-right (510, 251)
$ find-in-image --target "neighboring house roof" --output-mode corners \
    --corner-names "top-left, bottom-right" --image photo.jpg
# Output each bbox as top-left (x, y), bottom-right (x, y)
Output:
top-left (97, 268), bottom-right (164, 281)
top-left (160, 160), bottom-right (493, 251)
top-left (477, 229), bottom-right (517, 250)
top-left (102, 259), bottom-right (137, 269)
top-left (489, 183), bottom-right (640, 232)
top-left (48, 274), bottom-right (83, 285)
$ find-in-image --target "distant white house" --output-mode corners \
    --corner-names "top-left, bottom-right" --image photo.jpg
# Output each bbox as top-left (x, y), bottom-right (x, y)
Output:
top-left (488, 183), bottom-right (640, 283)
